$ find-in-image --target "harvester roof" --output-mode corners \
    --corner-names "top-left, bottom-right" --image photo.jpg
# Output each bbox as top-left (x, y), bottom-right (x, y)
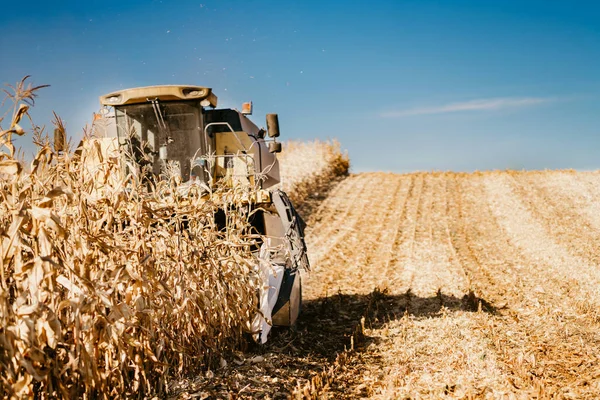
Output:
top-left (99, 85), bottom-right (218, 107)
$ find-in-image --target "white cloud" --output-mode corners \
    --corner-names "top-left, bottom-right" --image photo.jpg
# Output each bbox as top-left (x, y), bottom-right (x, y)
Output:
top-left (381, 96), bottom-right (557, 118)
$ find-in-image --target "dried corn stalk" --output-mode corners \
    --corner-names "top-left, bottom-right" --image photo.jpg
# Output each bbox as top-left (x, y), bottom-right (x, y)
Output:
top-left (277, 139), bottom-right (350, 207)
top-left (0, 83), bottom-right (263, 398)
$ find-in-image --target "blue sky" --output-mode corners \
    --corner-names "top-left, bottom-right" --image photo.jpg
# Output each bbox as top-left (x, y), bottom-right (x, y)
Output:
top-left (1, 0), bottom-right (599, 172)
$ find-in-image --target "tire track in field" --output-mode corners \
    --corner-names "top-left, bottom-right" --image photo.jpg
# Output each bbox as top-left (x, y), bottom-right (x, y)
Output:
top-left (327, 174), bottom-right (405, 294)
top-left (575, 170), bottom-right (600, 200)
top-left (349, 174), bottom-right (413, 292)
top-left (428, 173), bottom-right (469, 299)
top-left (305, 174), bottom-right (379, 274)
top-left (475, 173), bottom-right (600, 397)
top-left (367, 173), bottom-right (507, 398)
top-left (447, 174), bottom-right (544, 320)
top-left (441, 175), bottom-right (473, 296)
top-left (304, 173), bottom-right (404, 298)
top-left (305, 174), bottom-right (368, 261)
top-left (301, 173), bottom-right (416, 398)
top-left (443, 173), bottom-right (600, 397)
top-left (307, 173), bottom-right (363, 233)
top-left (446, 174), bottom-right (528, 310)
top-left (569, 171), bottom-right (600, 231)
top-left (404, 173), bottom-right (469, 300)
top-left (387, 173), bottom-right (425, 296)
top-left (484, 173), bottom-right (600, 309)
top-left (381, 175), bottom-right (415, 277)
top-left (368, 175), bottom-right (413, 270)
top-left (405, 173), bottom-right (438, 300)
top-left (528, 171), bottom-right (600, 233)
top-left (449, 174), bottom-right (571, 394)
top-left (510, 172), bottom-right (600, 266)
top-left (300, 171), bottom-right (600, 399)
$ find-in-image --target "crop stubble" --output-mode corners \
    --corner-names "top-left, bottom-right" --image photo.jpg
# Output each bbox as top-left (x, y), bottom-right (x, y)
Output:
top-left (296, 171), bottom-right (600, 398)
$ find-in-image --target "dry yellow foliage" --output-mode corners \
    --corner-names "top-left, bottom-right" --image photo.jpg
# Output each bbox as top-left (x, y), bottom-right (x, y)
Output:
top-left (277, 139), bottom-right (350, 207)
top-left (0, 81), bottom-right (350, 398)
top-left (0, 84), bottom-right (261, 398)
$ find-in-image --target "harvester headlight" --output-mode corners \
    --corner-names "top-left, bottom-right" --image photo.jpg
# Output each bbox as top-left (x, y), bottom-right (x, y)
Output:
top-left (107, 95), bottom-right (121, 103)
top-left (188, 90), bottom-right (201, 96)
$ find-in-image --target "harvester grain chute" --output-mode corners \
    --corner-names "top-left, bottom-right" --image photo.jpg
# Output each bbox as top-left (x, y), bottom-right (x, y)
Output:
top-left (88, 85), bottom-right (310, 342)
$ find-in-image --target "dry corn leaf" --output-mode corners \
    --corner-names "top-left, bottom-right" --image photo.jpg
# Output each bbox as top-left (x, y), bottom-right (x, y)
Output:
top-left (12, 123), bottom-right (25, 135)
top-left (29, 206), bottom-right (67, 239)
top-left (10, 104), bottom-right (29, 128)
top-left (56, 274), bottom-right (84, 295)
top-left (0, 160), bottom-right (22, 175)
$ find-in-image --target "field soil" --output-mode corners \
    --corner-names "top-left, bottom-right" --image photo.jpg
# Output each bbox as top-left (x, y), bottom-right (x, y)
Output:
top-left (175, 171), bottom-right (600, 399)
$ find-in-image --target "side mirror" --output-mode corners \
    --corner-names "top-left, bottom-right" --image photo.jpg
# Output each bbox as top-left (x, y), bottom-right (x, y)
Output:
top-left (54, 127), bottom-right (66, 153)
top-left (266, 114), bottom-right (280, 138)
top-left (269, 141), bottom-right (282, 153)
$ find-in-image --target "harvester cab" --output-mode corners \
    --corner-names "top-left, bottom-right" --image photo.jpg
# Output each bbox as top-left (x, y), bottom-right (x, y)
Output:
top-left (94, 85), bottom-right (281, 190)
top-left (90, 85), bottom-right (309, 342)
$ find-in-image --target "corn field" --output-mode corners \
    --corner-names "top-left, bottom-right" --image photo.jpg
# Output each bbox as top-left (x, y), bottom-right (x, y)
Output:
top-left (277, 139), bottom-right (349, 208)
top-left (0, 79), bottom-right (349, 398)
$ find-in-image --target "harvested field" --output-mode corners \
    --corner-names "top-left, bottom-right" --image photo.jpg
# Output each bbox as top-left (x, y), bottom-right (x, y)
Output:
top-left (182, 170), bottom-right (600, 399)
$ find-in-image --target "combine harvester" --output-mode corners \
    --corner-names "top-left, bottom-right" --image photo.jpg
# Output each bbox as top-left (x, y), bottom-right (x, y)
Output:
top-left (79, 85), bottom-right (310, 342)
